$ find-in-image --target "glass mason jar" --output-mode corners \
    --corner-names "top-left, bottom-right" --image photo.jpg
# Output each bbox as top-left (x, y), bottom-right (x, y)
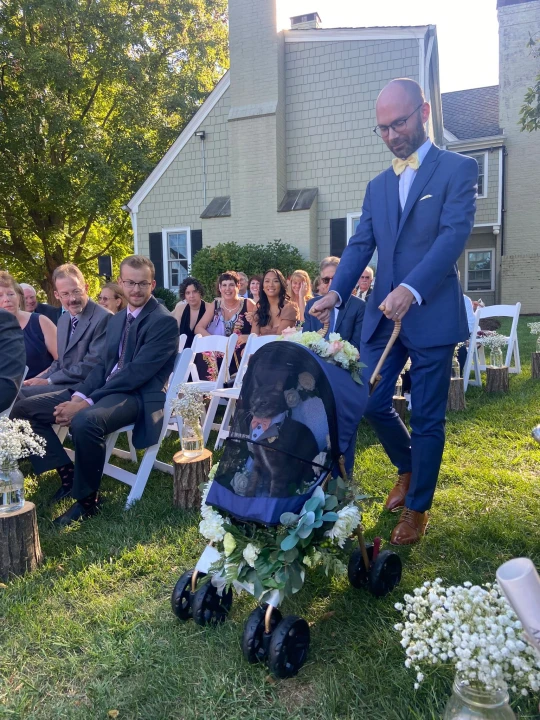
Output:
top-left (443, 676), bottom-right (516, 719)
top-left (451, 356), bottom-right (461, 379)
top-left (181, 418), bottom-right (203, 458)
top-left (489, 347), bottom-right (504, 368)
top-left (536, 335), bottom-right (540, 353)
top-left (0, 462), bottom-right (25, 513)
top-left (394, 375), bottom-right (403, 397)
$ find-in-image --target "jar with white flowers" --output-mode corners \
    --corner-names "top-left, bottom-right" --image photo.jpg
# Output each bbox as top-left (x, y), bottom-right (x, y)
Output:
top-left (0, 418), bottom-right (46, 513)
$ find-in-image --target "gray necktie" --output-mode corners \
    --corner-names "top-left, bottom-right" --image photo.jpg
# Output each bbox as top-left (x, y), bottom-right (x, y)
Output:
top-left (70, 316), bottom-right (79, 337)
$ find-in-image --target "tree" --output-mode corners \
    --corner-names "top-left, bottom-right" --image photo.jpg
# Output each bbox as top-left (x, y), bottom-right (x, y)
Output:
top-left (0, 0), bottom-right (228, 299)
top-left (519, 34), bottom-right (540, 132)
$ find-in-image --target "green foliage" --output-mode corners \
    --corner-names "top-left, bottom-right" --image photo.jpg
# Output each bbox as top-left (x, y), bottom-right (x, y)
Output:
top-left (0, 0), bottom-right (229, 298)
top-left (153, 287), bottom-right (178, 312)
top-left (519, 33), bottom-right (540, 132)
top-left (191, 241), bottom-right (318, 300)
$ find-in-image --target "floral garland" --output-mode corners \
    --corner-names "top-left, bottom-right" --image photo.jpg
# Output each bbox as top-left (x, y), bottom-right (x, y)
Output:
top-left (0, 417), bottom-right (46, 468)
top-left (199, 465), bottom-right (363, 602)
top-left (278, 328), bottom-right (364, 383)
top-left (394, 579), bottom-right (540, 695)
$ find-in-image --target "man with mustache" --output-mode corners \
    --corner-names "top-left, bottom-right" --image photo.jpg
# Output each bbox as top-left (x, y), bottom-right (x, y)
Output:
top-left (311, 78), bottom-right (477, 545)
top-left (17, 264), bottom-right (110, 398)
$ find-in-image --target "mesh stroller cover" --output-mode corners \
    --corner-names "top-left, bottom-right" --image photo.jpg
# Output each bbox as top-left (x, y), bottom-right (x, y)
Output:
top-left (206, 341), bottom-right (368, 525)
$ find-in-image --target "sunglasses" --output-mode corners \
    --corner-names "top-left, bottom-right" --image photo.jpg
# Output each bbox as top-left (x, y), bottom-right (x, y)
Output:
top-left (320, 277), bottom-right (332, 284)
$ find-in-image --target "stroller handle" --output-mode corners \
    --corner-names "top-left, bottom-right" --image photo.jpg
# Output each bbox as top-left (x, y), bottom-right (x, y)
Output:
top-left (368, 319), bottom-right (402, 395)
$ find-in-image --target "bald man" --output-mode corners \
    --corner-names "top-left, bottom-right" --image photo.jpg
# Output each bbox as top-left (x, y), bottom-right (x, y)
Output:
top-left (311, 78), bottom-right (477, 545)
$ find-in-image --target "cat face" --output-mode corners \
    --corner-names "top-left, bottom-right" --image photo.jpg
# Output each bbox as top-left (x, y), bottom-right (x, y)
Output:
top-left (249, 386), bottom-right (287, 419)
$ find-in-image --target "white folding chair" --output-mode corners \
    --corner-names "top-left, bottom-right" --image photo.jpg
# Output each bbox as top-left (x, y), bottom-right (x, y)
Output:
top-left (463, 303), bottom-right (521, 392)
top-left (185, 334), bottom-right (238, 393)
top-left (1, 366), bottom-right (28, 418)
top-left (208, 334), bottom-right (279, 448)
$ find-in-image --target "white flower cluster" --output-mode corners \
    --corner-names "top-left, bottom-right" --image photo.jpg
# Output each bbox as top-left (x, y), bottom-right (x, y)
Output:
top-left (476, 333), bottom-right (508, 350)
top-left (324, 503), bottom-right (361, 548)
top-left (170, 384), bottom-right (207, 425)
top-left (394, 579), bottom-right (540, 694)
top-left (527, 321), bottom-right (540, 335)
top-left (242, 543), bottom-right (260, 567)
top-left (0, 417), bottom-right (46, 467)
top-left (278, 330), bottom-right (360, 374)
top-left (199, 469), bottom-right (226, 543)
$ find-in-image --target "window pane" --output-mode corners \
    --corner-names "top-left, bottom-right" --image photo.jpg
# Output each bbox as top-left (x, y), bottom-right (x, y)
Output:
top-left (168, 232), bottom-right (187, 261)
top-left (353, 217), bottom-right (361, 233)
top-left (467, 251), bottom-right (492, 291)
top-left (169, 260), bottom-right (188, 290)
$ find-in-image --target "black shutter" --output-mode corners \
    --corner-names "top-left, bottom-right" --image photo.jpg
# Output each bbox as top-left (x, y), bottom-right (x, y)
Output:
top-left (149, 232), bottom-right (164, 288)
top-left (191, 229), bottom-right (203, 263)
top-left (330, 218), bottom-right (347, 258)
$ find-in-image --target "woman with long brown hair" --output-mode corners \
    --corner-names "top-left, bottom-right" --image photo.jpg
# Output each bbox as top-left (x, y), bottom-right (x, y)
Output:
top-left (251, 269), bottom-right (298, 336)
top-left (288, 269), bottom-right (313, 322)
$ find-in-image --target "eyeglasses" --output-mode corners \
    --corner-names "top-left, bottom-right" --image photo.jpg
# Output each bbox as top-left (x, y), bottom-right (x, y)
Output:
top-left (373, 103), bottom-right (424, 138)
top-left (58, 289), bottom-right (84, 299)
top-left (320, 277), bottom-right (332, 285)
top-left (121, 280), bottom-right (152, 289)
top-left (360, 275), bottom-right (371, 280)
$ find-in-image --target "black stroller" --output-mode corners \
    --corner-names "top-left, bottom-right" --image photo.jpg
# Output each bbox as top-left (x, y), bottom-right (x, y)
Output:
top-left (171, 339), bottom-right (402, 678)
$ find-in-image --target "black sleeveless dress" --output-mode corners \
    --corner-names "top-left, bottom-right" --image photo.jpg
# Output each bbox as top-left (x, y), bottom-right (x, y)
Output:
top-left (178, 302), bottom-right (207, 348)
top-left (24, 313), bottom-right (53, 379)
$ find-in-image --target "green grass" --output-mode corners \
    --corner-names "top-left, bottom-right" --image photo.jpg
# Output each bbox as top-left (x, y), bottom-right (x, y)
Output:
top-left (1, 318), bottom-right (540, 719)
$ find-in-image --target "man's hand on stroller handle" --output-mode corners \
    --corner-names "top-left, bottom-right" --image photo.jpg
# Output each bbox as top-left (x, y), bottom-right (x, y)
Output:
top-left (309, 291), bottom-right (339, 323)
top-left (379, 286), bottom-right (414, 321)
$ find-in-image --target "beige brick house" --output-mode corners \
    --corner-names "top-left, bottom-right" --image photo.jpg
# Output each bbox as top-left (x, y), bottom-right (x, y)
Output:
top-left (125, 0), bottom-right (442, 292)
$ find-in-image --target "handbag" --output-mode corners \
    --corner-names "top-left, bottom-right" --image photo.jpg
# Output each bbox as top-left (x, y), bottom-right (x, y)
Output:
top-left (206, 300), bottom-right (225, 336)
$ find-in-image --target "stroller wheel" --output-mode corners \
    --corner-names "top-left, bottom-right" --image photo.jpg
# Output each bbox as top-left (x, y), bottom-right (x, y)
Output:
top-left (171, 569), bottom-right (203, 621)
top-left (267, 615), bottom-right (310, 679)
top-left (191, 580), bottom-right (233, 626)
top-left (368, 550), bottom-right (402, 598)
top-left (347, 544), bottom-right (374, 589)
top-left (242, 605), bottom-right (283, 664)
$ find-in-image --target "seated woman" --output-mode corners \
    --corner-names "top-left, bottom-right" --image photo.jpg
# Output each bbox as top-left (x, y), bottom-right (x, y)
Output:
top-left (172, 276), bottom-right (207, 348)
top-left (195, 271), bottom-right (256, 378)
top-left (250, 269), bottom-right (299, 336)
top-left (97, 282), bottom-right (127, 314)
top-left (288, 270), bottom-right (313, 322)
top-left (248, 275), bottom-right (262, 305)
top-left (0, 272), bottom-right (57, 379)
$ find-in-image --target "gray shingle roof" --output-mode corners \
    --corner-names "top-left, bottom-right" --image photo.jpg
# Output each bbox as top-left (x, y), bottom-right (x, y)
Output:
top-left (442, 86), bottom-right (501, 140)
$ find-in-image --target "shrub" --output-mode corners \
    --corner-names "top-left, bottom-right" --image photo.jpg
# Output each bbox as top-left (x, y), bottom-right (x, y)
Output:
top-left (191, 240), bottom-right (318, 300)
top-left (153, 287), bottom-right (178, 311)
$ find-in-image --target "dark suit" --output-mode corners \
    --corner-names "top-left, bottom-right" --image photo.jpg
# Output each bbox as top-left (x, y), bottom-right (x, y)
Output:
top-left (35, 302), bottom-right (62, 326)
top-left (331, 144), bottom-right (477, 513)
top-left (14, 297), bottom-right (178, 499)
top-left (303, 295), bottom-right (365, 352)
top-left (18, 299), bottom-right (110, 397)
top-left (0, 309), bottom-right (26, 414)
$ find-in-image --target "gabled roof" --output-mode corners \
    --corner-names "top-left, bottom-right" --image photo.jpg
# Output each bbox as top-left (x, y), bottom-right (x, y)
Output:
top-left (441, 85), bottom-right (501, 140)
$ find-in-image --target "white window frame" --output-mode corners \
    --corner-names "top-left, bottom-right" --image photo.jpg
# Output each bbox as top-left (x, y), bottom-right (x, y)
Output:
top-left (161, 227), bottom-right (192, 290)
top-left (469, 151), bottom-right (488, 199)
top-left (465, 248), bottom-right (495, 293)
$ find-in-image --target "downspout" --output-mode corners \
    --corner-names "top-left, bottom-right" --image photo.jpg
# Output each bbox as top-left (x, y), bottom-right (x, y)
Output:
top-left (500, 146), bottom-right (507, 257)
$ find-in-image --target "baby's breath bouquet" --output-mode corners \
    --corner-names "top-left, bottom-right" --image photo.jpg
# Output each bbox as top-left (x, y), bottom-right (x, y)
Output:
top-left (0, 417), bottom-right (46, 468)
top-left (170, 384), bottom-right (207, 425)
top-left (394, 579), bottom-right (540, 696)
top-left (527, 322), bottom-right (540, 352)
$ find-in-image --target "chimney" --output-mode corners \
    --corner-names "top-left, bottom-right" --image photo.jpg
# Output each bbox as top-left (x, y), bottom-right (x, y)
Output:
top-left (290, 12), bottom-right (321, 30)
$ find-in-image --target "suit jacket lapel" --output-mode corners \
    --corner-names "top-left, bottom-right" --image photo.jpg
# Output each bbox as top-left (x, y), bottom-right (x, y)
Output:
top-left (385, 170), bottom-right (400, 240)
top-left (397, 145), bottom-right (441, 239)
top-left (59, 313), bottom-right (71, 357)
top-left (65, 302), bottom-right (93, 353)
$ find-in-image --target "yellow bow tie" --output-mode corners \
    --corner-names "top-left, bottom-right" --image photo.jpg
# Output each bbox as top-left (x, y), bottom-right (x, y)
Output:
top-left (392, 153), bottom-right (420, 176)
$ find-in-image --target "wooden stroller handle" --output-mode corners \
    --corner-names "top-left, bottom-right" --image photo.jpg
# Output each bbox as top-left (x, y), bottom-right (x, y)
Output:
top-left (368, 319), bottom-right (402, 394)
top-left (317, 320), bottom-right (330, 337)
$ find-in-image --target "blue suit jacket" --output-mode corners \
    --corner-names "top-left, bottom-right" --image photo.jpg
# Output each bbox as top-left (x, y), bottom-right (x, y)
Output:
top-left (331, 145), bottom-right (478, 348)
top-left (303, 295), bottom-right (365, 352)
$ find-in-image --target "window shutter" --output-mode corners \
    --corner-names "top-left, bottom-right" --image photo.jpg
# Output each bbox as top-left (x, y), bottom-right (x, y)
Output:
top-left (330, 218), bottom-right (347, 258)
top-left (149, 232), bottom-right (164, 288)
top-left (191, 229), bottom-right (203, 261)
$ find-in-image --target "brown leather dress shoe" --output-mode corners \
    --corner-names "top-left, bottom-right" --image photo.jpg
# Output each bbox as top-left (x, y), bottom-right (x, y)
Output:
top-left (390, 507), bottom-right (429, 546)
top-left (384, 472), bottom-right (412, 512)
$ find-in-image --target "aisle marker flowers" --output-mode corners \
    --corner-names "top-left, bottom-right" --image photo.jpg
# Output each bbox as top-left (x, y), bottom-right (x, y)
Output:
top-left (0, 417), bottom-right (46, 467)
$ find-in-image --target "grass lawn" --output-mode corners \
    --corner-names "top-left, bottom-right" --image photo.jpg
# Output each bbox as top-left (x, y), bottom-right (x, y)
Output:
top-left (1, 317), bottom-right (540, 719)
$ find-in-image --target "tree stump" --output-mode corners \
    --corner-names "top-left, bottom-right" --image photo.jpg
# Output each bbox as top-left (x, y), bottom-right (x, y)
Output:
top-left (486, 366), bottom-right (509, 393)
top-left (173, 448), bottom-right (212, 509)
top-left (447, 377), bottom-right (466, 411)
top-left (393, 396), bottom-right (407, 421)
top-left (0, 502), bottom-right (43, 581)
top-left (532, 352), bottom-right (540, 379)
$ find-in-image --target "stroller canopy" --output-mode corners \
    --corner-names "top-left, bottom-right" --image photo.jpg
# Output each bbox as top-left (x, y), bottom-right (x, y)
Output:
top-left (206, 342), bottom-right (368, 525)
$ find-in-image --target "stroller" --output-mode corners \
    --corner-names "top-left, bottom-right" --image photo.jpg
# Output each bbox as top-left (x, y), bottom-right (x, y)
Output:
top-left (171, 339), bottom-right (403, 678)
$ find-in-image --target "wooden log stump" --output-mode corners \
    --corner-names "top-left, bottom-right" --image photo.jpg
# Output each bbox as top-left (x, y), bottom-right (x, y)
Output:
top-left (0, 502), bottom-right (43, 581)
top-left (173, 448), bottom-right (212, 509)
top-left (447, 377), bottom-right (466, 411)
top-left (532, 352), bottom-right (540, 379)
top-left (393, 396), bottom-right (407, 421)
top-left (486, 366), bottom-right (509, 393)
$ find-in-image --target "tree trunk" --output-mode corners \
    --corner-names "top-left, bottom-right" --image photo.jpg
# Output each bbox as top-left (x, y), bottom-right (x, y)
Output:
top-left (0, 502), bottom-right (43, 581)
top-left (393, 396), bottom-right (407, 421)
top-left (532, 353), bottom-right (540, 379)
top-left (486, 366), bottom-right (509, 393)
top-left (447, 377), bottom-right (466, 411)
top-left (173, 449), bottom-right (212, 509)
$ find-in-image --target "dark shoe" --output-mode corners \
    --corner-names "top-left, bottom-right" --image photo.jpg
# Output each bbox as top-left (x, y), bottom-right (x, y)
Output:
top-left (50, 484), bottom-right (73, 504)
top-left (390, 507), bottom-right (429, 546)
top-left (53, 498), bottom-right (102, 528)
top-left (384, 472), bottom-right (412, 512)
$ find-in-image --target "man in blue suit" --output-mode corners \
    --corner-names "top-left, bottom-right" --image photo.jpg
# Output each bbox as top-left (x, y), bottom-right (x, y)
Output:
top-left (311, 78), bottom-right (477, 545)
top-left (303, 256), bottom-right (365, 352)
